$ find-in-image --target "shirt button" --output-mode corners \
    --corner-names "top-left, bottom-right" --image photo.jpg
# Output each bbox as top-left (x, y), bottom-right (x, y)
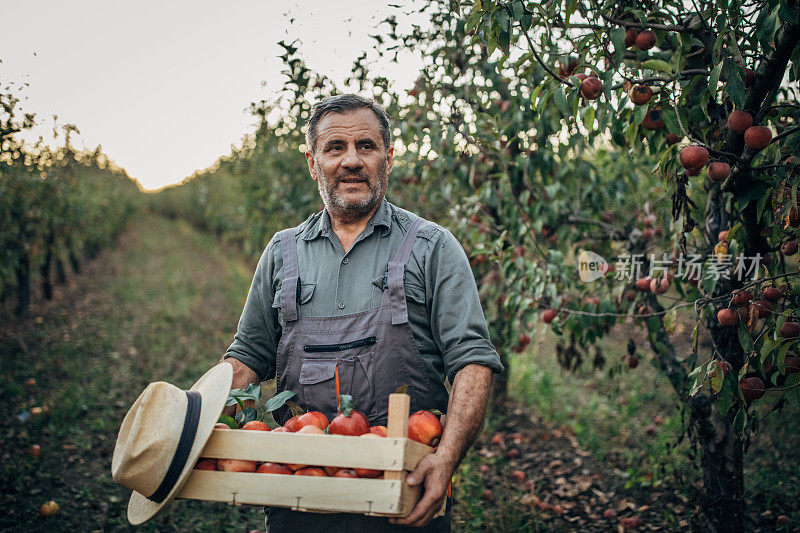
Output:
top-left (338, 301), bottom-right (345, 309)
top-left (342, 258), bottom-right (349, 264)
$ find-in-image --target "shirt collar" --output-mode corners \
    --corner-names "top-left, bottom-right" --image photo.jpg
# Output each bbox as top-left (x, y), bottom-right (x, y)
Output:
top-left (302, 197), bottom-right (393, 241)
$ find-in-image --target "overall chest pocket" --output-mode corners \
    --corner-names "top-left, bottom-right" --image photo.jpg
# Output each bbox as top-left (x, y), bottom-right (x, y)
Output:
top-left (299, 336), bottom-right (377, 420)
top-left (272, 282), bottom-right (316, 323)
top-left (371, 274), bottom-right (426, 308)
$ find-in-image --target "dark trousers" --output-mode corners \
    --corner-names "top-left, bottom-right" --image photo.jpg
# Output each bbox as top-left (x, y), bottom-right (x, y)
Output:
top-left (264, 497), bottom-right (451, 533)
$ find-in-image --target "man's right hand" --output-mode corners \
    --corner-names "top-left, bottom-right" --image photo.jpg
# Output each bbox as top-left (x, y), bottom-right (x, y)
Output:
top-left (220, 358), bottom-right (259, 418)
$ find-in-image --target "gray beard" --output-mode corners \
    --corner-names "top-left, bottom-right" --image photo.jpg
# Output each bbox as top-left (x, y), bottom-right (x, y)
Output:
top-left (315, 156), bottom-right (388, 223)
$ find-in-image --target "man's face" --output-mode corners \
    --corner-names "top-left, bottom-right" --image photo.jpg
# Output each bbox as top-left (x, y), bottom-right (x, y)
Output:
top-left (306, 108), bottom-right (393, 222)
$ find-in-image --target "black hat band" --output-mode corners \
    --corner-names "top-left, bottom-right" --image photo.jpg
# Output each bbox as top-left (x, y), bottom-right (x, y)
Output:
top-left (147, 390), bottom-right (202, 503)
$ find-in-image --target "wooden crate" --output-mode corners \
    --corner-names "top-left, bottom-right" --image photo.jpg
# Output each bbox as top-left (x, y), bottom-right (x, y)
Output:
top-left (177, 393), bottom-right (441, 517)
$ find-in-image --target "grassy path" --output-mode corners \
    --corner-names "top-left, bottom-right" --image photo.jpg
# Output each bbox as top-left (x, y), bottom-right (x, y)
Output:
top-left (0, 215), bottom-right (264, 531)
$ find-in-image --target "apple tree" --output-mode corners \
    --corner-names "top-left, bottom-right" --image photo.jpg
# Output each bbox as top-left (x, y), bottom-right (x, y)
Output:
top-left (359, 0), bottom-right (800, 530)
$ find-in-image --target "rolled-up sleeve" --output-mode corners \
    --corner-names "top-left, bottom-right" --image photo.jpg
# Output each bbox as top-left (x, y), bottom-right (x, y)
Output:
top-left (224, 237), bottom-right (280, 381)
top-left (425, 227), bottom-right (504, 382)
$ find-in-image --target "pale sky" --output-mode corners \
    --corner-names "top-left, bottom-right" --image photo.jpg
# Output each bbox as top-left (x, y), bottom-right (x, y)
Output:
top-left (0, 1), bottom-right (427, 190)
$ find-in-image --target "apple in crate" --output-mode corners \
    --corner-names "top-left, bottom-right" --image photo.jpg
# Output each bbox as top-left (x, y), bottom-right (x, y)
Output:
top-left (294, 467), bottom-right (328, 476)
top-left (334, 469), bottom-right (359, 478)
top-left (353, 433), bottom-right (384, 478)
top-left (408, 410), bottom-right (443, 447)
top-left (256, 462), bottom-right (292, 475)
top-left (194, 458), bottom-right (217, 471)
top-left (217, 459), bottom-right (257, 472)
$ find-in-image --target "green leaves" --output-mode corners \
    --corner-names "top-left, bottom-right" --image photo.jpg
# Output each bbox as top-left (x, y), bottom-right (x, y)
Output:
top-left (725, 66), bottom-right (746, 109)
top-left (641, 59), bottom-right (673, 74)
top-left (554, 85), bottom-right (570, 115)
top-left (263, 390), bottom-right (296, 412)
top-left (610, 27), bottom-right (626, 63)
top-left (688, 359), bottom-right (711, 397)
top-left (708, 62), bottom-right (723, 97)
top-left (217, 414), bottom-right (238, 429)
top-left (225, 383), bottom-right (261, 407)
top-left (338, 394), bottom-right (355, 417)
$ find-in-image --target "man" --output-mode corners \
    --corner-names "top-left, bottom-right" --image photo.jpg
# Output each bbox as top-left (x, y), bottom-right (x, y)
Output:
top-left (222, 94), bottom-right (503, 531)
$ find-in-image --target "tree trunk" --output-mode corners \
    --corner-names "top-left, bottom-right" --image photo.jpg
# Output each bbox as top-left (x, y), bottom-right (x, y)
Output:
top-left (15, 255), bottom-right (30, 317)
top-left (689, 395), bottom-right (744, 531)
top-left (55, 255), bottom-right (67, 284)
top-left (40, 243), bottom-right (53, 300)
top-left (69, 249), bottom-right (81, 275)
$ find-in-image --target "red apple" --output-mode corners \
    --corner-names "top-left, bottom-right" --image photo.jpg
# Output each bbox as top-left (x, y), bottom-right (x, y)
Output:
top-left (635, 277), bottom-right (652, 292)
top-left (408, 410), bottom-right (443, 447)
top-left (634, 30), bottom-right (656, 50)
top-left (744, 126), bottom-right (772, 151)
top-left (679, 146), bottom-right (709, 172)
top-left (707, 162), bottom-right (730, 181)
top-left (297, 424), bottom-right (324, 434)
top-left (217, 459), bottom-right (258, 472)
top-left (629, 85), bottom-right (652, 105)
top-left (717, 308), bottom-right (737, 327)
top-left (296, 411), bottom-right (330, 431)
top-left (334, 468), bottom-right (360, 478)
top-left (624, 28), bottom-right (637, 47)
top-left (727, 110), bottom-right (753, 133)
top-left (256, 462), bottom-right (292, 475)
top-left (580, 77), bottom-right (603, 100)
top-left (753, 300), bottom-right (772, 319)
top-left (779, 321), bottom-right (800, 338)
top-left (370, 425), bottom-right (388, 437)
top-left (283, 415), bottom-right (302, 432)
top-left (781, 240), bottom-right (798, 256)
top-left (740, 377), bottom-right (765, 402)
top-left (666, 133), bottom-right (682, 145)
top-left (194, 458), bottom-right (217, 471)
top-left (294, 467), bottom-right (328, 476)
top-left (641, 108), bottom-right (664, 130)
top-left (540, 309), bottom-right (558, 323)
top-left (328, 395), bottom-right (370, 436)
top-left (241, 420), bottom-right (271, 431)
top-left (762, 287), bottom-right (781, 302)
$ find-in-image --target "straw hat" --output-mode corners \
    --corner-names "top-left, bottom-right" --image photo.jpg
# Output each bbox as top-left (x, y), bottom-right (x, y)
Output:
top-left (111, 362), bottom-right (232, 525)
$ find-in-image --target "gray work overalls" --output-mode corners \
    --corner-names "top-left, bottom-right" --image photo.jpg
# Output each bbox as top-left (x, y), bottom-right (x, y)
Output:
top-left (266, 216), bottom-right (451, 532)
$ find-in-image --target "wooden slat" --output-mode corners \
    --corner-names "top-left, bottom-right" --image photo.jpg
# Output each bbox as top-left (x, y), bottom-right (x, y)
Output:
top-left (177, 470), bottom-right (406, 515)
top-left (201, 430), bottom-right (408, 470)
top-left (384, 393), bottom-right (410, 483)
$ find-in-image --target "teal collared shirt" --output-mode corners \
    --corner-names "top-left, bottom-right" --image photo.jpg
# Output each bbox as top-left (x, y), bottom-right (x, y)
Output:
top-left (225, 198), bottom-right (503, 395)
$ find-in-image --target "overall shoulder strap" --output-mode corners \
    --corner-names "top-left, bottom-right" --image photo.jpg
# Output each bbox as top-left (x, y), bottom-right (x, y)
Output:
top-left (386, 217), bottom-right (425, 325)
top-left (277, 227), bottom-right (299, 322)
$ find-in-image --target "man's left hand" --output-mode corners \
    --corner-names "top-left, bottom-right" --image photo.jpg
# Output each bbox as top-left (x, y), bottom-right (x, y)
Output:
top-left (389, 451), bottom-right (454, 528)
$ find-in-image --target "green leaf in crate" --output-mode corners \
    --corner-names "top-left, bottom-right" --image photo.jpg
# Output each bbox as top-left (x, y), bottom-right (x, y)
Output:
top-left (285, 400), bottom-right (305, 417)
top-left (217, 414), bottom-right (238, 429)
top-left (263, 390), bottom-right (296, 412)
top-left (235, 407), bottom-right (258, 426)
top-left (226, 383), bottom-right (262, 406)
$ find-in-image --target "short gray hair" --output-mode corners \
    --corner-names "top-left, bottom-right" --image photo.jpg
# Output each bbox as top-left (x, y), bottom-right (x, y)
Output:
top-left (305, 94), bottom-right (391, 153)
